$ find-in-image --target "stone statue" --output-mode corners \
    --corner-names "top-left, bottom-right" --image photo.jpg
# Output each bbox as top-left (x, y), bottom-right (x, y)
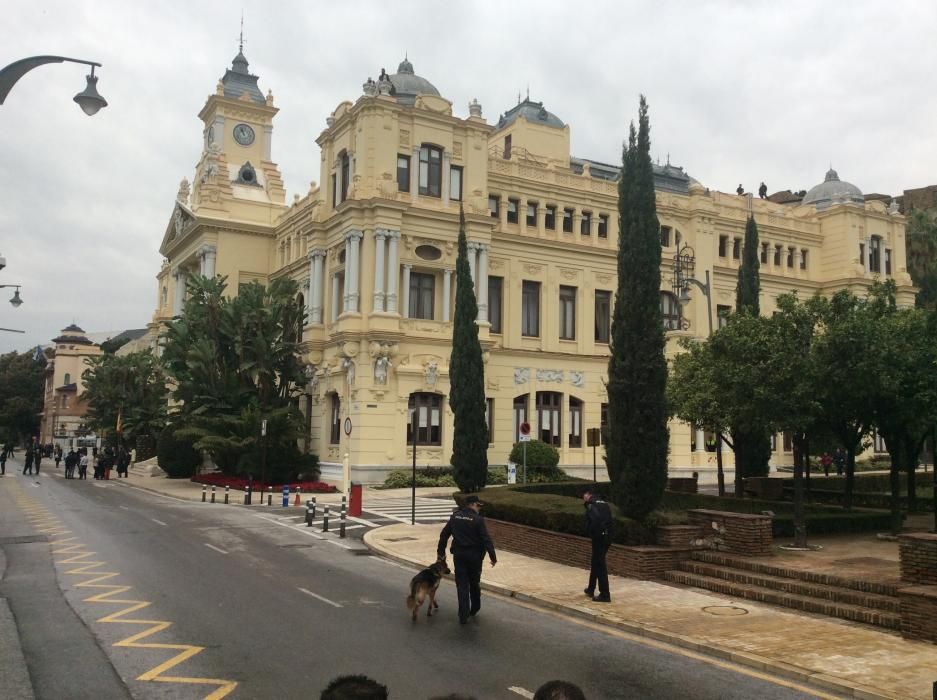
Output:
top-left (425, 360), bottom-right (438, 387)
top-left (176, 178), bottom-right (190, 203)
top-left (514, 367), bottom-right (529, 385)
top-left (342, 357), bottom-right (355, 387)
top-left (363, 77), bottom-right (378, 97)
top-left (374, 356), bottom-right (390, 385)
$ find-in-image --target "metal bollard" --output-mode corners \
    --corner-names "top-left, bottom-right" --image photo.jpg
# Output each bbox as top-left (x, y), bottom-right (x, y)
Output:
top-left (340, 501), bottom-right (347, 538)
top-left (322, 505), bottom-right (330, 532)
top-left (305, 500), bottom-right (313, 526)
top-left (201, 485), bottom-right (206, 502)
top-left (211, 485), bottom-right (216, 503)
top-left (311, 496), bottom-right (317, 520)
top-left (225, 485), bottom-right (230, 505)
top-left (267, 490), bottom-right (272, 507)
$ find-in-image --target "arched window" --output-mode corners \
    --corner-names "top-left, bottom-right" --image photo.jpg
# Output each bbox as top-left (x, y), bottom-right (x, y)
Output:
top-left (660, 292), bottom-right (681, 331)
top-left (568, 396), bottom-right (583, 448)
top-left (513, 394), bottom-right (528, 442)
top-left (536, 391), bottom-right (562, 447)
top-left (64, 373), bottom-right (71, 385)
top-left (408, 392), bottom-right (442, 446)
top-left (329, 393), bottom-right (341, 444)
top-left (418, 144), bottom-right (442, 197)
top-left (340, 150), bottom-right (350, 203)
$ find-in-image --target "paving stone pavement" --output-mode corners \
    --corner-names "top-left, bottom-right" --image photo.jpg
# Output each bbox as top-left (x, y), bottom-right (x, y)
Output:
top-left (366, 523), bottom-right (937, 700)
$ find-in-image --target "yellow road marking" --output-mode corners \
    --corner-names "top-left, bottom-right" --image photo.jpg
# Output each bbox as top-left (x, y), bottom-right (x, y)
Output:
top-left (7, 487), bottom-right (238, 698)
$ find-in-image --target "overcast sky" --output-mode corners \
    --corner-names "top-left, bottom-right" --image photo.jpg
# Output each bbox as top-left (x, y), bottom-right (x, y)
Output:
top-left (2, 1), bottom-right (936, 353)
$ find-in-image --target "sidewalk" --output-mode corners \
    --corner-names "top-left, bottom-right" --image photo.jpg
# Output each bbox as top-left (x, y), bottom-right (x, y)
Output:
top-left (365, 523), bottom-right (937, 700)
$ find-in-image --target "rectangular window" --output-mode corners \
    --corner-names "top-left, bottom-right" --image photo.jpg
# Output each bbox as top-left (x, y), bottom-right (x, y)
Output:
top-left (513, 395), bottom-right (528, 442)
top-left (407, 393), bottom-right (442, 446)
top-left (331, 173), bottom-right (338, 207)
top-left (449, 165), bottom-right (463, 201)
top-left (507, 198), bottom-right (519, 224)
top-left (594, 290), bottom-right (611, 343)
top-left (489, 195), bottom-right (500, 218)
top-left (774, 245), bottom-right (782, 266)
top-left (598, 214), bottom-right (608, 238)
top-left (526, 202), bottom-right (537, 227)
top-left (885, 248), bottom-right (891, 275)
top-left (859, 242), bottom-right (866, 269)
top-left (717, 304), bottom-right (731, 329)
top-left (660, 226), bottom-right (672, 247)
top-left (783, 431), bottom-right (792, 453)
top-left (486, 398), bottom-right (494, 445)
top-left (409, 272), bottom-right (435, 320)
top-left (521, 280), bottom-right (540, 337)
top-left (562, 208), bottom-right (574, 233)
top-left (800, 249), bottom-right (808, 270)
top-left (341, 151), bottom-right (350, 203)
top-left (581, 211), bottom-right (591, 236)
top-left (870, 237), bottom-right (882, 273)
top-left (503, 134), bottom-right (512, 159)
top-left (787, 247), bottom-right (795, 268)
top-left (732, 237), bottom-right (741, 260)
top-left (396, 155), bottom-right (410, 193)
top-left (770, 433), bottom-right (777, 452)
top-left (330, 394), bottom-right (341, 444)
top-left (488, 276), bottom-right (503, 334)
top-left (568, 398), bottom-right (583, 448)
top-left (545, 205), bottom-right (556, 230)
top-left (718, 235), bottom-right (728, 257)
top-left (761, 242), bottom-right (768, 264)
top-left (418, 145), bottom-right (442, 197)
top-left (559, 286), bottom-right (576, 340)
top-left (536, 392), bottom-right (562, 447)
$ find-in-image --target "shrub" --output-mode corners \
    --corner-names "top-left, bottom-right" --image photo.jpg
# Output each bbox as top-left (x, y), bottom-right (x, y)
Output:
top-left (508, 440), bottom-right (559, 469)
top-left (157, 424), bottom-right (202, 479)
top-left (383, 466), bottom-right (508, 489)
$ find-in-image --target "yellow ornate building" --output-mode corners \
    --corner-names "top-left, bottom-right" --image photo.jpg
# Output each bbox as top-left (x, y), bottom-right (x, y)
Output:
top-left (38, 324), bottom-right (103, 447)
top-left (147, 49), bottom-right (916, 483)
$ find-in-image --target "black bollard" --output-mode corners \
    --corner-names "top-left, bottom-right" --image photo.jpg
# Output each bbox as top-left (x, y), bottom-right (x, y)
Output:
top-left (267, 490), bottom-right (272, 507)
top-left (211, 485), bottom-right (216, 503)
top-left (322, 505), bottom-right (330, 532)
top-left (201, 485), bottom-right (206, 503)
top-left (340, 501), bottom-right (347, 538)
top-left (311, 496), bottom-right (317, 520)
top-left (225, 485), bottom-right (230, 505)
top-left (305, 500), bottom-right (313, 526)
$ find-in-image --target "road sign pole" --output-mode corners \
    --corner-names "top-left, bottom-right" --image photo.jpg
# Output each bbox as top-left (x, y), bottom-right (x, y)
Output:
top-left (523, 440), bottom-right (527, 485)
top-left (593, 442), bottom-right (597, 483)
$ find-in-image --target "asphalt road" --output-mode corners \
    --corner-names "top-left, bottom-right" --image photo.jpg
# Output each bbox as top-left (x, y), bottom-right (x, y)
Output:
top-left (0, 469), bottom-right (828, 700)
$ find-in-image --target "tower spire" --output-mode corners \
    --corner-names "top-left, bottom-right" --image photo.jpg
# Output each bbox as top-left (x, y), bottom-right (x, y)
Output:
top-left (239, 12), bottom-right (244, 53)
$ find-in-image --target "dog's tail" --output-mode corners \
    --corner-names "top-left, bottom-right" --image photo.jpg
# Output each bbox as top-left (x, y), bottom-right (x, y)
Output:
top-left (406, 578), bottom-right (418, 610)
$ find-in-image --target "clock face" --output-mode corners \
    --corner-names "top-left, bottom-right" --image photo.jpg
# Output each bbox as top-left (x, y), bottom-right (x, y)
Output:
top-left (233, 123), bottom-right (255, 146)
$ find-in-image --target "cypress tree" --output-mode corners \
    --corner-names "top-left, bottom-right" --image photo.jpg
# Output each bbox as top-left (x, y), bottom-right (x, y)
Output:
top-left (449, 206), bottom-right (489, 493)
top-left (732, 214), bottom-right (771, 489)
top-left (606, 96), bottom-right (669, 521)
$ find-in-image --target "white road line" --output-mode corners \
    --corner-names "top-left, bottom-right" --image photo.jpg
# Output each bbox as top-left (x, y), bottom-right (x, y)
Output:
top-left (253, 514), bottom-right (324, 539)
top-left (204, 543), bottom-right (228, 555)
top-left (508, 687), bottom-right (535, 699)
top-left (119, 505), bottom-right (130, 510)
top-left (298, 587), bottom-right (343, 608)
top-left (92, 483), bottom-right (107, 488)
top-left (151, 518), bottom-right (168, 526)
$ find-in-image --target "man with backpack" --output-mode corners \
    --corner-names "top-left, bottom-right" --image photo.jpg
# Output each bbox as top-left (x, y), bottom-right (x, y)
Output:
top-left (582, 488), bottom-right (614, 603)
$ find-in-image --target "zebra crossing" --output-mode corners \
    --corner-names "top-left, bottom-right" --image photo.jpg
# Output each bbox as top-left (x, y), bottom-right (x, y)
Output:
top-left (362, 496), bottom-right (457, 525)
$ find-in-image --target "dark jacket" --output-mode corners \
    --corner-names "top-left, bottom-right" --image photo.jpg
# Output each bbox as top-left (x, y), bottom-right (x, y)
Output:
top-left (585, 497), bottom-right (613, 541)
top-left (437, 507), bottom-right (497, 562)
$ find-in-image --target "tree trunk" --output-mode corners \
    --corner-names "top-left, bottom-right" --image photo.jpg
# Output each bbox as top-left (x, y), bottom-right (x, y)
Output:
top-left (906, 435), bottom-right (920, 513)
top-left (732, 432), bottom-right (744, 497)
top-left (792, 436), bottom-right (807, 548)
top-left (804, 436), bottom-right (811, 498)
top-left (844, 447), bottom-right (856, 511)
top-left (888, 441), bottom-right (903, 536)
top-left (932, 427), bottom-right (937, 533)
top-left (716, 433), bottom-right (725, 497)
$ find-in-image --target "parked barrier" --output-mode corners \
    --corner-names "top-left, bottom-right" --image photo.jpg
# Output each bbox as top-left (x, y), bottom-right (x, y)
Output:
top-left (322, 505), bottom-right (330, 532)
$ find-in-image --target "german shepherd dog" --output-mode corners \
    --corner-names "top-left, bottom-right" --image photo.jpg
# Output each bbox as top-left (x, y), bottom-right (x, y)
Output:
top-left (406, 559), bottom-right (451, 621)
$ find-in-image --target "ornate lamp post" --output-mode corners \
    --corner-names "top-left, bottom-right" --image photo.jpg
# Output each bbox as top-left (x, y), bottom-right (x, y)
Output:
top-left (0, 56), bottom-right (107, 115)
top-left (671, 243), bottom-right (713, 337)
top-left (0, 284), bottom-right (23, 307)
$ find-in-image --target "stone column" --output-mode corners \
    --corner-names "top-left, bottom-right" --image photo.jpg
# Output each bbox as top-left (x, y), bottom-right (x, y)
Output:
top-left (386, 230), bottom-right (400, 314)
top-left (573, 210), bottom-right (583, 237)
top-left (331, 272), bottom-right (340, 321)
top-left (373, 229), bottom-right (387, 312)
top-left (590, 214), bottom-right (600, 239)
top-left (347, 230), bottom-right (362, 313)
top-left (308, 249), bottom-right (326, 324)
top-left (200, 245), bottom-right (217, 278)
top-left (172, 269), bottom-right (184, 316)
top-left (695, 427), bottom-right (706, 454)
top-left (342, 236), bottom-right (352, 312)
top-left (477, 244), bottom-right (489, 322)
top-left (401, 264), bottom-right (412, 318)
top-left (263, 125), bottom-right (273, 161)
top-left (442, 152), bottom-right (451, 208)
top-left (537, 204), bottom-right (547, 237)
top-left (499, 196), bottom-right (508, 229)
top-left (442, 269), bottom-right (453, 322)
top-left (410, 146), bottom-right (420, 204)
top-left (520, 201), bottom-right (529, 236)
top-left (468, 242), bottom-right (478, 286)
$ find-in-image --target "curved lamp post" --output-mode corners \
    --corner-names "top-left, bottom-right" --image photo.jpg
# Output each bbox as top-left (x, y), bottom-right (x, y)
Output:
top-left (671, 243), bottom-right (713, 336)
top-left (0, 284), bottom-right (23, 307)
top-left (0, 56), bottom-right (107, 115)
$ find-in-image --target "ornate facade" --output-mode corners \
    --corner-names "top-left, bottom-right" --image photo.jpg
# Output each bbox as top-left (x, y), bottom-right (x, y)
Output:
top-left (147, 49), bottom-right (916, 483)
top-left (38, 325), bottom-right (102, 447)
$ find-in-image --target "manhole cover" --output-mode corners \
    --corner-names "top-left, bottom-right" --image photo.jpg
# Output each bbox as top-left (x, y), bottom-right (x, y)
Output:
top-left (385, 536), bottom-right (417, 543)
top-left (702, 605), bottom-right (749, 616)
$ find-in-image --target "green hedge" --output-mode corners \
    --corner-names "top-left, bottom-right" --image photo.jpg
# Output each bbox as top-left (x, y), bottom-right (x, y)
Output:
top-left (508, 440), bottom-right (559, 468)
top-left (383, 466), bottom-right (508, 489)
top-left (156, 424), bottom-right (201, 479)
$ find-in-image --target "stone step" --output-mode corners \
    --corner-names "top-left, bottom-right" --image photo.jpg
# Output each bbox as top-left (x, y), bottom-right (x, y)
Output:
top-left (663, 570), bottom-right (902, 630)
top-left (676, 561), bottom-right (900, 613)
top-left (691, 550), bottom-right (898, 596)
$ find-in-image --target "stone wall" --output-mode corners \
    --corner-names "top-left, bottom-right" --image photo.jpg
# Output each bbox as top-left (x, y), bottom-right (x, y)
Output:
top-left (666, 477), bottom-right (698, 494)
top-left (687, 509), bottom-right (773, 556)
top-left (899, 533), bottom-right (937, 586)
top-left (485, 519), bottom-right (692, 580)
top-left (656, 525), bottom-right (705, 549)
top-left (898, 586), bottom-right (937, 643)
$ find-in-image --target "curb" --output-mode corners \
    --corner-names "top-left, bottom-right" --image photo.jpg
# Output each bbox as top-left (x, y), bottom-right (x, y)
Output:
top-left (362, 529), bottom-right (905, 700)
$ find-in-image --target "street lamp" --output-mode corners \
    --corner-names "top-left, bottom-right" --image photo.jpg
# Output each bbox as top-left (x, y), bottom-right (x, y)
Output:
top-left (0, 284), bottom-right (23, 307)
top-left (671, 243), bottom-right (713, 336)
top-left (0, 56), bottom-right (107, 115)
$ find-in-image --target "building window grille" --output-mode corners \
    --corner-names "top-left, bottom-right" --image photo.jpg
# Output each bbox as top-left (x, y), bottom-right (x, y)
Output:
top-left (330, 393), bottom-right (341, 444)
top-left (418, 145), bottom-right (442, 197)
top-left (408, 272), bottom-right (435, 320)
top-left (340, 151), bottom-right (350, 202)
top-left (489, 194), bottom-right (500, 218)
top-left (449, 165), bottom-right (463, 201)
top-left (800, 249), bottom-right (808, 270)
top-left (559, 286), bottom-right (576, 340)
top-left (397, 155), bottom-right (410, 192)
top-left (568, 397), bottom-right (583, 448)
top-left (407, 392), bottom-right (442, 446)
top-left (521, 281), bottom-right (540, 337)
top-left (562, 208), bottom-right (574, 233)
top-left (594, 290), bottom-right (611, 343)
top-left (774, 245), bottom-right (782, 267)
top-left (598, 214), bottom-right (608, 238)
top-left (660, 226), bottom-right (672, 247)
top-left (545, 205), bottom-right (556, 230)
top-left (581, 211), bottom-right (592, 236)
top-left (488, 276), bottom-right (503, 333)
top-left (507, 198), bottom-right (519, 224)
top-left (526, 202), bottom-right (537, 227)
top-left (718, 235), bottom-right (728, 257)
top-left (536, 391), bottom-right (562, 447)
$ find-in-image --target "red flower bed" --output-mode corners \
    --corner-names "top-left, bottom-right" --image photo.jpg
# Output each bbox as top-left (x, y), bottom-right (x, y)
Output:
top-left (191, 473), bottom-right (336, 493)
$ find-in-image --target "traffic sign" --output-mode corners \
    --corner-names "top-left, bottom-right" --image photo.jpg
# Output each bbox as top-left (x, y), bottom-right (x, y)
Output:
top-left (519, 421), bottom-right (531, 436)
top-left (343, 417), bottom-right (353, 436)
top-left (519, 435), bottom-right (531, 442)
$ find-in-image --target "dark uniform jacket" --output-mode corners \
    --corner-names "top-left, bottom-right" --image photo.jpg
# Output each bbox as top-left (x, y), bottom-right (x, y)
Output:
top-left (437, 507), bottom-right (497, 562)
top-left (585, 497), bottom-right (614, 541)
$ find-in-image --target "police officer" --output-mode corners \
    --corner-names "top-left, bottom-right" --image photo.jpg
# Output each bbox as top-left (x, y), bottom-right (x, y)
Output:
top-left (437, 495), bottom-right (497, 624)
top-left (582, 488), bottom-right (613, 602)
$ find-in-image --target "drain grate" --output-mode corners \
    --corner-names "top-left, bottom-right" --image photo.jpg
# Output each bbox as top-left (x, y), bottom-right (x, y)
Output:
top-left (702, 605), bottom-right (749, 616)
top-left (0, 535), bottom-right (50, 545)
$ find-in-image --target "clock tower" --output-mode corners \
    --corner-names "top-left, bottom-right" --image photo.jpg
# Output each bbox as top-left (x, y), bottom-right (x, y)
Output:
top-left (190, 45), bottom-right (286, 218)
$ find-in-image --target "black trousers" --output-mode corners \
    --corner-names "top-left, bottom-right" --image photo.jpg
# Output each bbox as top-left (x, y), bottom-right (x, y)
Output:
top-left (587, 536), bottom-right (610, 597)
top-left (453, 549), bottom-right (483, 622)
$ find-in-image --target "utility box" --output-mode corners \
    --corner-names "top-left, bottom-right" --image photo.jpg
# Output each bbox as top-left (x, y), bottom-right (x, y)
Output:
top-left (349, 482), bottom-right (363, 517)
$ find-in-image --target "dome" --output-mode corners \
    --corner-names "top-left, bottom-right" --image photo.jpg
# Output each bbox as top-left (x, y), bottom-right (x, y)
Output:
top-left (801, 168), bottom-right (864, 209)
top-left (220, 47), bottom-right (265, 105)
top-left (388, 58), bottom-right (440, 105)
top-left (497, 98), bottom-right (565, 130)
